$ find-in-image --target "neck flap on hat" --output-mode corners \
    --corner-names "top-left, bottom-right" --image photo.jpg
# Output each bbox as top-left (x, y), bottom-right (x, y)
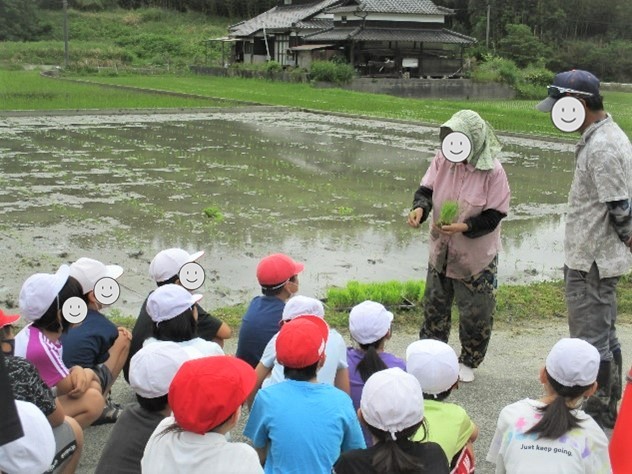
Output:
top-left (440, 109), bottom-right (502, 170)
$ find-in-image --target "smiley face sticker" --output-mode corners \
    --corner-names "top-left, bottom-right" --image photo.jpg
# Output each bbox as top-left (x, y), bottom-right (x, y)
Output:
top-left (441, 132), bottom-right (472, 163)
top-left (551, 96), bottom-right (585, 133)
top-left (94, 277), bottom-right (121, 306)
top-left (62, 297), bottom-right (88, 324)
top-left (179, 262), bottom-right (205, 291)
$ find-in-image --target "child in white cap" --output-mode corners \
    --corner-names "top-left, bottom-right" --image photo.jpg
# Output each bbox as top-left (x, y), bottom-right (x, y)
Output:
top-left (347, 300), bottom-right (405, 446)
top-left (406, 339), bottom-right (478, 469)
top-left (61, 257), bottom-right (130, 423)
top-left (333, 367), bottom-right (449, 473)
top-left (96, 341), bottom-right (194, 474)
top-left (14, 266), bottom-right (105, 428)
top-left (248, 295), bottom-right (349, 407)
top-left (143, 284), bottom-right (224, 358)
top-left (486, 338), bottom-right (611, 473)
top-left (124, 247), bottom-right (232, 382)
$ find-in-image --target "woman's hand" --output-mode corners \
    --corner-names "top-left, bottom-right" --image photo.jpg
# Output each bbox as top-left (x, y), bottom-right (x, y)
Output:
top-left (407, 208), bottom-right (423, 228)
top-left (434, 222), bottom-right (469, 235)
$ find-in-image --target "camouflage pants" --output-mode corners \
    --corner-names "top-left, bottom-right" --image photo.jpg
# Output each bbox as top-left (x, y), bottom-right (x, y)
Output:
top-left (419, 257), bottom-right (497, 368)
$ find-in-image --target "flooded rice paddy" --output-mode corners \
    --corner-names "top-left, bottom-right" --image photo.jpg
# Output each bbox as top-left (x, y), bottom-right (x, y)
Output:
top-left (0, 110), bottom-right (574, 315)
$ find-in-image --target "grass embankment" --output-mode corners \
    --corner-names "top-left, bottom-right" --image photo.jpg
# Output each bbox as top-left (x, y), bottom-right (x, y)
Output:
top-left (110, 276), bottom-right (632, 332)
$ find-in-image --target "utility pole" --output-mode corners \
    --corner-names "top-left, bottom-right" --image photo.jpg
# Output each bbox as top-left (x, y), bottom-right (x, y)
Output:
top-left (63, 0), bottom-right (69, 68)
top-left (485, 3), bottom-right (490, 49)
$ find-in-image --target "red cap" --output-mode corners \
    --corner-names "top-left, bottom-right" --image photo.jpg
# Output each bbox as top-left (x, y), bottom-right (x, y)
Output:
top-left (168, 356), bottom-right (256, 435)
top-left (0, 309), bottom-right (20, 329)
top-left (276, 315), bottom-right (329, 369)
top-left (256, 253), bottom-right (304, 287)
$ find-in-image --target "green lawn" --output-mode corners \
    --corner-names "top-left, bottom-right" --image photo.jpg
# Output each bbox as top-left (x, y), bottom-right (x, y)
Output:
top-left (2, 69), bottom-right (630, 139)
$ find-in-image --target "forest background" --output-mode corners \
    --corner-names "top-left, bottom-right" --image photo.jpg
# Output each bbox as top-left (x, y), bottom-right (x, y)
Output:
top-left (1, 0), bottom-right (631, 83)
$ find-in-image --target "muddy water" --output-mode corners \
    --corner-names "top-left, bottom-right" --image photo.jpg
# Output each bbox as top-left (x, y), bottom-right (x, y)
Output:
top-left (0, 111), bottom-right (574, 315)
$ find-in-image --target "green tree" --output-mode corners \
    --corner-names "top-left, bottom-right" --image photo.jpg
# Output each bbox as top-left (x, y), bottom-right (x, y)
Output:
top-left (0, 0), bottom-right (50, 40)
top-left (498, 23), bottom-right (548, 67)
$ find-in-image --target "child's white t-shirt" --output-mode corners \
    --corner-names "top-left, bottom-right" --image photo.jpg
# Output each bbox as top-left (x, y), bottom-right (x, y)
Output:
top-left (486, 398), bottom-right (611, 474)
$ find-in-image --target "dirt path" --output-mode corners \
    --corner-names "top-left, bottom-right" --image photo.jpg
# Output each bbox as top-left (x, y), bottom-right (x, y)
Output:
top-left (78, 322), bottom-right (631, 473)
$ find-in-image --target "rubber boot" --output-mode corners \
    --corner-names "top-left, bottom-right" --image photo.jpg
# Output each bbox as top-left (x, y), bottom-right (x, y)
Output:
top-left (604, 349), bottom-right (623, 429)
top-left (585, 360), bottom-right (611, 428)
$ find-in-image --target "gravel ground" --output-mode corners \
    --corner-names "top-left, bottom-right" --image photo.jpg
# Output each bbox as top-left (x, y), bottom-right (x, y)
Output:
top-left (79, 322), bottom-right (631, 473)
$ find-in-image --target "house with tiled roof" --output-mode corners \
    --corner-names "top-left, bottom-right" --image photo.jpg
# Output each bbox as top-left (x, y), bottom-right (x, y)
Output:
top-left (224, 0), bottom-right (475, 76)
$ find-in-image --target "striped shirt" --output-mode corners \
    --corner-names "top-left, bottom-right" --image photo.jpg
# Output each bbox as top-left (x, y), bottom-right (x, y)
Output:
top-left (14, 325), bottom-right (70, 388)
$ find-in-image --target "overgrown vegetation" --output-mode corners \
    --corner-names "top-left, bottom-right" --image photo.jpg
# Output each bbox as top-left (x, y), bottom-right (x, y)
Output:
top-left (309, 60), bottom-right (355, 85)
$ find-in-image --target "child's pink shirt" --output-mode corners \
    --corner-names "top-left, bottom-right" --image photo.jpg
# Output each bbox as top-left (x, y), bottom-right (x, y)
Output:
top-left (14, 324), bottom-right (70, 388)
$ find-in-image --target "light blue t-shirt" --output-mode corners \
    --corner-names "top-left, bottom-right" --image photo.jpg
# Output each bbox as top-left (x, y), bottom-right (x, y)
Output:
top-left (244, 379), bottom-right (365, 474)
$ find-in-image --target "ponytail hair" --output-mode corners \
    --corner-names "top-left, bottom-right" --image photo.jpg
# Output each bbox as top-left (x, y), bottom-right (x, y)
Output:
top-left (356, 338), bottom-right (388, 382)
top-left (525, 369), bottom-right (592, 439)
top-left (366, 420), bottom-right (427, 473)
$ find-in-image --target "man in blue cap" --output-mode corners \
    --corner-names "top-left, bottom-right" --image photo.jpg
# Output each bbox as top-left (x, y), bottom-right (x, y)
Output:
top-left (537, 69), bottom-right (632, 428)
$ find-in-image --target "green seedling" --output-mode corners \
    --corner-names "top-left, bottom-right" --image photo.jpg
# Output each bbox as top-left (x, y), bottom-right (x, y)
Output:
top-left (438, 200), bottom-right (459, 226)
top-left (203, 205), bottom-right (224, 222)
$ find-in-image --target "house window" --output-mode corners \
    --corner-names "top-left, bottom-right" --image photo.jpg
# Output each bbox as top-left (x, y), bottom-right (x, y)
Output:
top-left (245, 42), bottom-right (253, 54)
top-left (341, 16), bottom-right (347, 24)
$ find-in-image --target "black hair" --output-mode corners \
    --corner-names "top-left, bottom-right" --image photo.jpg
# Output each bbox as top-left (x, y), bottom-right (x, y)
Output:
top-left (261, 275), bottom-right (297, 297)
top-left (33, 276), bottom-right (83, 333)
top-left (136, 393), bottom-right (169, 413)
top-left (152, 308), bottom-right (197, 342)
top-left (525, 369), bottom-right (592, 439)
top-left (422, 387), bottom-right (453, 402)
top-left (283, 360), bottom-right (319, 381)
top-left (583, 94), bottom-right (604, 112)
top-left (366, 419), bottom-right (428, 473)
top-left (156, 275), bottom-right (179, 287)
top-left (355, 338), bottom-right (388, 382)
top-left (158, 409), bottom-right (236, 437)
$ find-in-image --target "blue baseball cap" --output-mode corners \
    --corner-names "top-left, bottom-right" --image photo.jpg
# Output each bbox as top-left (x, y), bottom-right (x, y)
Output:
top-left (536, 69), bottom-right (600, 112)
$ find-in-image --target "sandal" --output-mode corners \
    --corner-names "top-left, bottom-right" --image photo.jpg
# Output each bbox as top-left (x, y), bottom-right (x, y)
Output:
top-left (92, 398), bottom-right (122, 426)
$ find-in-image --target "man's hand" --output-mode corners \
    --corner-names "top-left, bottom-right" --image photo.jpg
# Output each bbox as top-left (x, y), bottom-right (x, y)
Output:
top-left (407, 208), bottom-right (423, 228)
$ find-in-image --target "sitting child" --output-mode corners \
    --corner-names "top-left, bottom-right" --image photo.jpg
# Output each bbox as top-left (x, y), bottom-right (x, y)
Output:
top-left (143, 284), bottom-right (224, 358)
top-left (142, 355), bottom-right (263, 473)
top-left (347, 300), bottom-right (405, 446)
top-left (61, 257), bottom-right (130, 423)
top-left (333, 367), bottom-right (449, 474)
top-left (96, 341), bottom-right (193, 474)
top-left (14, 266), bottom-right (105, 428)
top-left (249, 295), bottom-right (349, 407)
top-left (245, 315), bottom-right (365, 473)
top-left (125, 248), bottom-right (231, 382)
top-left (486, 338), bottom-right (611, 473)
top-left (406, 339), bottom-right (478, 469)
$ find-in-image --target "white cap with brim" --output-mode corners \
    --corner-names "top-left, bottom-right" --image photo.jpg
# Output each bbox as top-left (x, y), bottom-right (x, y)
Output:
top-left (70, 257), bottom-right (124, 294)
top-left (360, 368), bottom-right (424, 439)
top-left (546, 338), bottom-right (599, 387)
top-left (406, 339), bottom-right (459, 395)
top-left (0, 400), bottom-right (55, 474)
top-left (19, 265), bottom-right (70, 322)
top-left (146, 284), bottom-right (203, 324)
top-left (282, 295), bottom-right (325, 321)
top-left (349, 300), bottom-right (393, 344)
top-left (130, 340), bottom-right (195, 398)
top-left (149, 248), bottom-right (204, 283)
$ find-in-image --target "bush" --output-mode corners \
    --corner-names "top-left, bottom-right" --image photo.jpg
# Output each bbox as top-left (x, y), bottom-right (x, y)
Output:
top-left (310, 60), bottom-right (355, 84)
top-left (471, 55), bottom-right (520, 86)
top-left (263, 60), bottom-right (282, 73)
